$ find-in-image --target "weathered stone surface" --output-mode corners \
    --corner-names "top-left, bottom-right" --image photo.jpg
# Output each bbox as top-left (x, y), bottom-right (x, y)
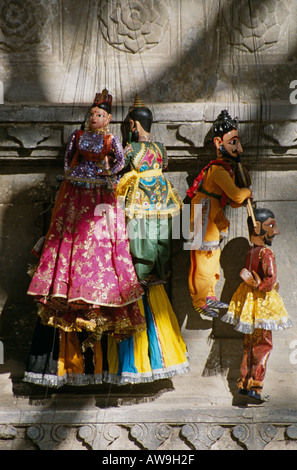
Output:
top-left (0, 0), bottom-right (297, 451)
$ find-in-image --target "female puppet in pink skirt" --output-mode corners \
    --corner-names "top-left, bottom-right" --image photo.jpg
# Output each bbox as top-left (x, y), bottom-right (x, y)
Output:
top-left (24, 90), bottom-right (145, 387)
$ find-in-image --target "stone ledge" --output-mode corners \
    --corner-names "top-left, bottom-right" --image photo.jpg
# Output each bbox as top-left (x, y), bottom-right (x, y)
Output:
top-left (1, 408), bottom-right (297, 450)
top-left (1, 101), bottom-right (297, 122)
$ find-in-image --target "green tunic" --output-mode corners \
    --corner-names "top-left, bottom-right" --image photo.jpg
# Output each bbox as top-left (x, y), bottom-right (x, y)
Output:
top-left (118, 141), bottom-right (183, 282)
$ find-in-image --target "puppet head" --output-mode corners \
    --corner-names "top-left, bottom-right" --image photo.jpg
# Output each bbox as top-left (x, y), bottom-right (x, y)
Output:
top-left (248, 208), bottom-right (280, 246)
top-left (128, 95), bottom-right (153, 142)
top-left (87, 89), bottom-right (112, 132)
top-left (92, 88), bottom-right (112, 114)
top-left (213, 110), bottom-right (243, 162)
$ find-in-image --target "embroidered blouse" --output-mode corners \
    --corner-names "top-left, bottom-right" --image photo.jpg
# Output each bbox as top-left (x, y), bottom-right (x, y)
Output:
top-left (64, 129), bottom-right (125, 189)
top-left (116, 141), bottom-right (183, 218)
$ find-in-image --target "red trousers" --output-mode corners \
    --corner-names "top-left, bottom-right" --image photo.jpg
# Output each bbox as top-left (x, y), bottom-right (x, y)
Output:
top-left (238, 329), bottom-right (273, 392)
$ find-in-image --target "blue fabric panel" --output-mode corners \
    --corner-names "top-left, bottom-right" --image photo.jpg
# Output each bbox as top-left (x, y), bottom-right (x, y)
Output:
top-left (143, 290), bottom-right (163, 370)
top-left (118, 335), bottom-right (137, 374)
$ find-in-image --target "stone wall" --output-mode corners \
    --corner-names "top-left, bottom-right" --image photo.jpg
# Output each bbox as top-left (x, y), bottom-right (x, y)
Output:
top-left (1, 0), bottom-right (296, 105)
top-left (1, 0), bottom-right (297, 451)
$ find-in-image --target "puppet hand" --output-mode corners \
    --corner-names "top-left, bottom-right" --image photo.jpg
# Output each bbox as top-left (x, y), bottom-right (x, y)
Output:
top-left (251, 270), bottom-right (261, 286)
top-left (240, 268), bottom-right (261, 288)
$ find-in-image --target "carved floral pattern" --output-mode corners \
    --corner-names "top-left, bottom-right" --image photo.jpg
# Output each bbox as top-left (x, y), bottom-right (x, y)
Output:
top-left (228, 0), bottom-right (290, 52)
top-left (98, 0), bottom-right (170, 54)
top-left (0, 0), bottom-right (48, 52)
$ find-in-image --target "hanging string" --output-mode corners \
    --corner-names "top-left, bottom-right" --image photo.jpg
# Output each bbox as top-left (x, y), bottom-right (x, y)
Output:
top-left (202, 0), bottom-right (222, 143)
top-left (58, 1), bottom-right (85, 105)
top-left (237, 0), bottom-right (273, 377)
top-left (72, 1), bottom-right (91, 104)
top-left (94, 1), bottom-right (102, 95)
top-left (121, 0), bottom-right (164, 143)
top-left (247, 0), bottom-right (271, 206)
top-left (235, 2), bottom-right (253, 239)
top-left (74, 0), bottom-right (99, 105)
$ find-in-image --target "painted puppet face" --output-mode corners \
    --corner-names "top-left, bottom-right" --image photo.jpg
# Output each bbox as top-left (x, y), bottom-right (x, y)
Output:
top-left (89, 106), bottom-right (111, 131)
top-left (260, 217), bottom-right (280, 246)
top-left (221, 129), bottom-right (243, 158)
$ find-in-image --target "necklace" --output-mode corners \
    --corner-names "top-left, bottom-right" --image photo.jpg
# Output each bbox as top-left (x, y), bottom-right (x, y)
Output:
top-left (88, 128), bottom-right (106, 135)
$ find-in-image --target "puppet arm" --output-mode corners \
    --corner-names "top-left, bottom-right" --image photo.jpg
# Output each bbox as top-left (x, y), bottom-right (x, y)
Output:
top-left (258, 248), bottom-right (277, 292)
top-left (64, 130), bottom-right (78, 174)
top-left (212, 166), bottom-right (251, 204)
top-left (109, 135), bottom-right (125, 174)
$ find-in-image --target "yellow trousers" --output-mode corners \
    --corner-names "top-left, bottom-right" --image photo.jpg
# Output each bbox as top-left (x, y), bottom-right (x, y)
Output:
top-left (58, 330), bottom-right (103, 376)
top-left (188, 249), bottom-right (221, 308)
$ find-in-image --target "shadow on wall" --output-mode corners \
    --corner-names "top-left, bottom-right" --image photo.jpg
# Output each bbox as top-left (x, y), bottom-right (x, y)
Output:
top-left (0, 180), bottom-right (55, 384)
top-left (201, 237), bottom-right (252, 403)
top-left (3, 0), bottom-right (296, 108)
top-left (1, 0), bottom-right (296, 407)
top-left (0, 179), bottom-right (175, 404)
top-left (1, 1), bottom-right (49, 103)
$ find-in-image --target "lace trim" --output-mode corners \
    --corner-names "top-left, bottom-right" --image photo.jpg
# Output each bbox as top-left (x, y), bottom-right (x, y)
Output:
top-left (221, 312), bottom-right (293, 334)
top-left (23, 372), bottom-right (103, 388)
top-left (103, 361), bottom-right (190, 385)
top-left (23, 362), bottom-right (190, 388)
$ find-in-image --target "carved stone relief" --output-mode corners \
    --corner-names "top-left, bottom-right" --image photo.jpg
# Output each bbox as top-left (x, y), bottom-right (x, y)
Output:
top-left (264, 123), bottom-right (297, 147)
top-left (130, 423), bottom-right (172, 450)
top-left (98, 0), bottom-right (170, 54)
top-left (181, 423), bottom-right (224, 450)
top-left (232, 424), bottom-right (277, 451)
top-left (0, 0), bottom-right (58, 55)
top-left (0, 0), bottom-right (294, 102)
top-left (226, 0), bottom-right (290, 53)
top-left (26, 424), bottom-right (68, 450)
top-left (2, 422), bottom-right (297, 450)
top-left (78, 424), bottom-right (122, 450)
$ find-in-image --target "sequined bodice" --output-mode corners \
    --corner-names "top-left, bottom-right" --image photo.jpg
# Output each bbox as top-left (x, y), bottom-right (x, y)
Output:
top-left (77, 131), bottom-right (109, 160)
top-left (64, 130), bottom-right (125, 188)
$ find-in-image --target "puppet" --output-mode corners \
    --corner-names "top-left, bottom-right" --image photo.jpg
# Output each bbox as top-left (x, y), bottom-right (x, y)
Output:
top-left (188, 110), bottom-right (252, 318)
top-left (24, 90), bottom-right (145, 387)
top-left (221, 208), bottom-right (292, 401)
top-left (117, 96), bottom-right (183, 284)
top-left (110, 96), bottom-right (189, 383)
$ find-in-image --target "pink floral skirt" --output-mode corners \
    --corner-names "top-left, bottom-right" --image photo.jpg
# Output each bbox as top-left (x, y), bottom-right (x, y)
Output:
top-left (28, 181), bottom-right (145, 341)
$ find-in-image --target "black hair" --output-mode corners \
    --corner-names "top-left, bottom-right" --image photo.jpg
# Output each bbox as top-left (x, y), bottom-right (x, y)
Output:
top-left (92, 102), bottom-right (111, 114)
top-left (128, 106), bottom-right (153, 133)
top-left (213, 110), bottom-right (238, 138)
top-left (247, 208), bottom-right (275, 237)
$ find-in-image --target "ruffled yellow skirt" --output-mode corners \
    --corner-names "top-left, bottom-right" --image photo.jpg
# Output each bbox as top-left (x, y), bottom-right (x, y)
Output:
top-left (221, 282), bottom-right (292, 334)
